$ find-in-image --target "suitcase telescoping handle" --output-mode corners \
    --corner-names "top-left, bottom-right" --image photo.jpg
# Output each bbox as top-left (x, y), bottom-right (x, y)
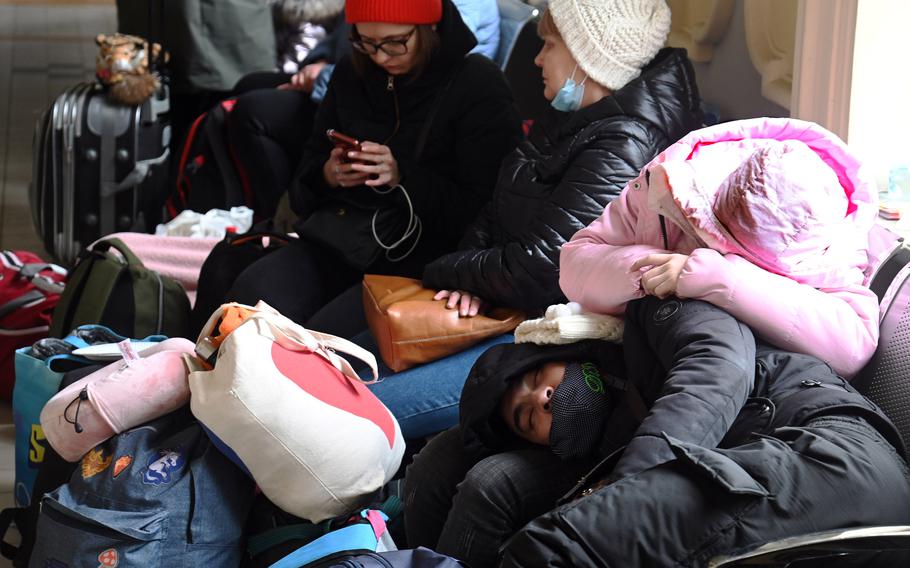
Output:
top-left (107, 146), bottom-right (170, 196)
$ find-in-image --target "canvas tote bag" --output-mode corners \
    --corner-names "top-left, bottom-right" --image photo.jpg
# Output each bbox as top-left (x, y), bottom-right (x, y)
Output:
top-left (188, 302), bottom-right (405, 522)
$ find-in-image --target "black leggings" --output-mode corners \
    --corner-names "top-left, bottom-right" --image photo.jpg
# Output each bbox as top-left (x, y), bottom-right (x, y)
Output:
top-left (227, 72), bottom-right (319, 218)
top-left (226, 238), bottom-right (365, 334)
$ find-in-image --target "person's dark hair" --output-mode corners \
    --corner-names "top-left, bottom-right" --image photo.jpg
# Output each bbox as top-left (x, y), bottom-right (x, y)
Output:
top-left (350, 24), bottom-right (440, 79)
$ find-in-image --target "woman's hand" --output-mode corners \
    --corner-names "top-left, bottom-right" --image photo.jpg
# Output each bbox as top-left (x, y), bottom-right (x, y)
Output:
top-left (347, 142), bottom-right (401, 187)
top-left (278, 61), bottom-right (327, 92)
top-left (631, 253), bottom-right (690, 299)
top-left (323, 147), bottom-right (372, 188)
top-left (435, 290), bottom-right (485, 317)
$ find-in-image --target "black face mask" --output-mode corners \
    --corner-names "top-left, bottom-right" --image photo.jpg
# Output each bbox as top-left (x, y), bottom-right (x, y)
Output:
top-left (548, 361), bottom-right (613, 460)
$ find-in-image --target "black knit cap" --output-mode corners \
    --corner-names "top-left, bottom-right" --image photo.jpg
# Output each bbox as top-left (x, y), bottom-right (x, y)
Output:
top-left (548, 361), bottom-right (612, 460)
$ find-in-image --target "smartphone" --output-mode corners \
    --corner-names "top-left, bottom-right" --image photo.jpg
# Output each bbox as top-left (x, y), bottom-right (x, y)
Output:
top-left (326, 129), bottom-right (362, 163)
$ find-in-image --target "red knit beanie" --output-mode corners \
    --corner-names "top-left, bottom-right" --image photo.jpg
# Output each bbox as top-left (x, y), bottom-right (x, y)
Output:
top-left (346, 0), bottom-right (443, 24)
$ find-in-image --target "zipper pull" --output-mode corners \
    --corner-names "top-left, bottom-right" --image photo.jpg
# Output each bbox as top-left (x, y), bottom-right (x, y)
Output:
top-left (800, 379), bottom-right (844, 391)
top-left (387, 75), bottom-right (394, 91)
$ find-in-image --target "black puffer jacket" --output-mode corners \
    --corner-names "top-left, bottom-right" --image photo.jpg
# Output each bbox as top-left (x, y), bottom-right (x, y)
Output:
top-left (494, 299), bottom-right (906, 567)
top-left (422, 48), bottom-right (702, 310)
top-left (289, 0), bottom-right (522, 277)
top-left (460, 297), bottom-right (903, 472)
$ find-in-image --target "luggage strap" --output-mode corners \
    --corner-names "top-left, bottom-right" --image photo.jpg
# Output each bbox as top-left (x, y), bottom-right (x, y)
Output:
top-left (247, 498), bottom-right (400, 558)
top-left (0, 290), bottom-right (47, 322)
top-left (268, 514), bottom-right (388, 568)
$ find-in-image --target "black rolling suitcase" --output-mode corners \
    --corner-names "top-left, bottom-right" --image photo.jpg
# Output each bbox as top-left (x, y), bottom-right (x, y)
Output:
top-left (30, 83), bottom-right (171, 267)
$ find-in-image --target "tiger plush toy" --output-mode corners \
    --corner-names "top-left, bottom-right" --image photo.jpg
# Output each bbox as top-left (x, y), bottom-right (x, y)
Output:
top-left (95, 33), bottom-right (165, 106)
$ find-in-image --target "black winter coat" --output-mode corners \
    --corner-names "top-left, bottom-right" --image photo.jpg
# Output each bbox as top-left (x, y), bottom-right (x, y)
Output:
top-left (289, 0), bottom-right (522, 276)
top-left (460, 297), bottom-right (903, 473)
top-left (422, 48), bottom-right (702, 310)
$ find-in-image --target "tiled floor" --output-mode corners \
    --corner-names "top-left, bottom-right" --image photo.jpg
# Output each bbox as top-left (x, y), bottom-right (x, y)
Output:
top-left (0, 1), bottom-right (116, 562)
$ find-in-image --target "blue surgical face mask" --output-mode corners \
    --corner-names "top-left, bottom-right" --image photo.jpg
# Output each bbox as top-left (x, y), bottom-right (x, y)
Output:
top-left (550, 64), bottom-right (588, 112)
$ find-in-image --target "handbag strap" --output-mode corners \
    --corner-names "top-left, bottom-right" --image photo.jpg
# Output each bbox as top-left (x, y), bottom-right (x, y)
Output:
top-left (254, 312), bottom-right (379, 383)
top-left (197, 302), bottom-right (379, 383)
top-left (228, 230), bottom-right (295, 249)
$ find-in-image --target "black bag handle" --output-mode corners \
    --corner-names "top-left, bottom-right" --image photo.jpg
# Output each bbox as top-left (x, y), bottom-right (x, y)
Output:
top-left (0, 507), bottom-right (21, 560)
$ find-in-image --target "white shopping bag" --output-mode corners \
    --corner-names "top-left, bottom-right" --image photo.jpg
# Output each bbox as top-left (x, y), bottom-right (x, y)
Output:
top-left (189, 301), bottom-right (405, 521)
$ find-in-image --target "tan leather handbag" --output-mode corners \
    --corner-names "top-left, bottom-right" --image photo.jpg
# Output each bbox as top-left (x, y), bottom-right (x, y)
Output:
top-left (362, 275), bottom-right (525, 372)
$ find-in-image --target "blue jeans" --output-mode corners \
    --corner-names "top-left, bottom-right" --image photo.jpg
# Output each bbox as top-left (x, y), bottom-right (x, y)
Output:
top-left (354, 333), bottom-right (514, 439)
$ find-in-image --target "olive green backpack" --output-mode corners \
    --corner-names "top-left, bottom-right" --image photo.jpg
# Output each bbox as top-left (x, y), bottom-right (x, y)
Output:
top-left (49, 238), bottom-right (191, 339)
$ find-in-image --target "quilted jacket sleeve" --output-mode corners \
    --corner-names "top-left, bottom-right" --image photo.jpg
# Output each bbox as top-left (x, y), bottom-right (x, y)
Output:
top-left (422, 128), bottom-right (650, 310)
top-left (677, 249), bottom-right (879, 379)
top-left (456, 201), bottom-right (497, 251)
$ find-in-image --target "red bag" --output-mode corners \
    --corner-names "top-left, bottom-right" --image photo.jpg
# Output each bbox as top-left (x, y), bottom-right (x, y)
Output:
top-left (0, 251), bottom-right (66, 400)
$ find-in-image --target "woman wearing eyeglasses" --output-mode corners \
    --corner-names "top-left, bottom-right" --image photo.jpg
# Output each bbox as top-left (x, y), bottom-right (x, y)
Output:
top-left (224, 0), bottom-right (503, 220)
top-left (226, 0), bottom-right (522, 327)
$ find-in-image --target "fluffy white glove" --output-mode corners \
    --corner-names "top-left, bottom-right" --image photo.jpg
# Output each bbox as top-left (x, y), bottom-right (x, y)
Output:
top-left (514, 302), bottom-right (623, 345)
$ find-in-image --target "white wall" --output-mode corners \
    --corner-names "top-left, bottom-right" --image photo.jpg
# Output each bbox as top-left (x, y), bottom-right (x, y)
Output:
top-left (687, 0), bottom-right (789, 121)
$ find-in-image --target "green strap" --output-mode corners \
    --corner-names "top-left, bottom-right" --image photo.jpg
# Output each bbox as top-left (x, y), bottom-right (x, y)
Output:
top-left (50, 247), bottom-right (104, 337)
top-left (95, 238), bottom-right (161, 337)
top-left (247, 520), bottom-right (334, 558)
top-left (379, 496), bottom-right (402, 523)
top-left (49, 245), bottom-right (125, 337)
top-left (49, 255), bottom-right (93, 337)
top-left (129, 268), bottom-right (160, 337)
top-left (247, 501), bottom-right (401, 559)
top-left (69, 253), bottom-right (125, 332)
top-left (91, 237), bottom-right (145, 268)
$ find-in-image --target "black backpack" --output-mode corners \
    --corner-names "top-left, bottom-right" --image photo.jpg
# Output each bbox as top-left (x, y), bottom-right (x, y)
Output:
top-left (190, 230), bottom-right (295, 335)
top-left (168, 98), bottom-right (253, 217)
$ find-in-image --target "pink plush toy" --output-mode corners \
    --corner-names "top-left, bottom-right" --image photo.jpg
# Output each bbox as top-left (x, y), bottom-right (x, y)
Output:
top-left (41, 337), bottom-right (195, 462)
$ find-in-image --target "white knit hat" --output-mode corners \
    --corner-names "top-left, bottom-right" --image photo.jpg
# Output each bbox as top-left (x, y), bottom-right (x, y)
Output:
top-left (548, 0), bottom-right (672, 91)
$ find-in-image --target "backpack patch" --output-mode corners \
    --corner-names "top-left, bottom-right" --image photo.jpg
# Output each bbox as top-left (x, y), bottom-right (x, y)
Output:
top-left (142, 449), bottom-right (185, 485)
top-left (112, 455), bottom-right (133, 478)
top-left (96, 548), bottom-right (119, 568)
top-left (81, 448), bottom-right (112, 479)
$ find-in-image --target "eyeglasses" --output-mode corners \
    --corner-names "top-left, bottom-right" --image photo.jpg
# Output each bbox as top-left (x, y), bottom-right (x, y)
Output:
top-left (351, 27), bottom-right (417, 56)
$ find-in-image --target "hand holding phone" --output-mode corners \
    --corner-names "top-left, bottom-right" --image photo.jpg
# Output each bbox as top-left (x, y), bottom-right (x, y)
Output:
top-left (324, 131), bottom-right (400, 188)
top-left (326, 129), bottom-right (362, 163)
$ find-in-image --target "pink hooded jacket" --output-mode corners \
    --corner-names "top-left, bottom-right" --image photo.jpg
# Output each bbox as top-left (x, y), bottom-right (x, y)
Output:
top-left (560, 117), bottom-right (880, 378)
